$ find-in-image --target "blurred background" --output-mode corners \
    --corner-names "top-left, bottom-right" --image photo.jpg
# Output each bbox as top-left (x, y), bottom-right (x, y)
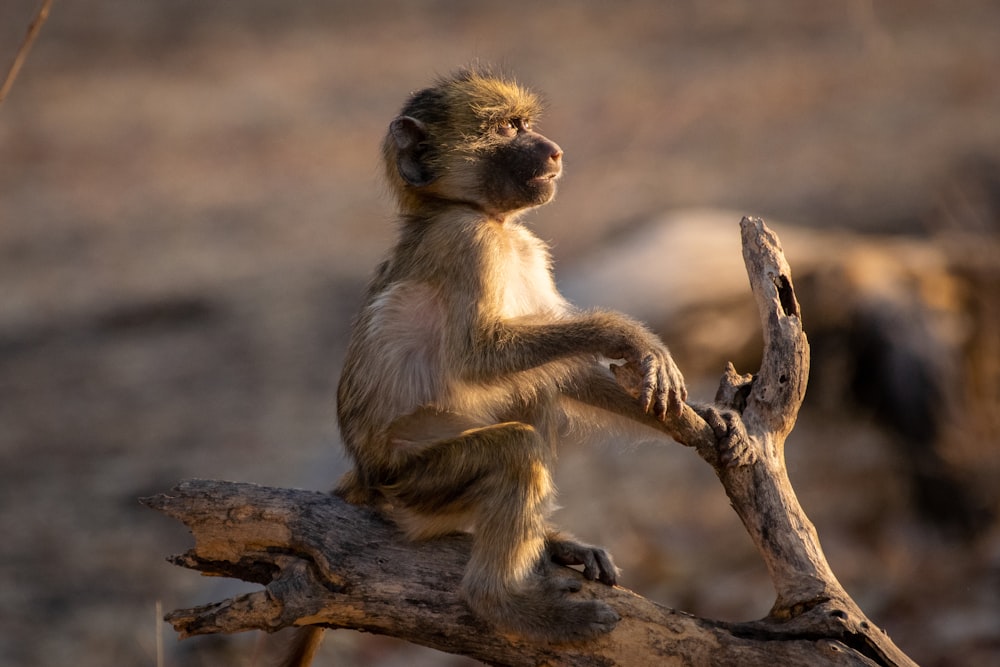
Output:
top-left (1, 1), bottom-right (997, 665)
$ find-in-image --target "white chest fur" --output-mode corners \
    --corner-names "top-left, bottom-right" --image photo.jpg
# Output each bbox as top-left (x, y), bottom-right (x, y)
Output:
top-left (495, 225), bottom-right (569, 320)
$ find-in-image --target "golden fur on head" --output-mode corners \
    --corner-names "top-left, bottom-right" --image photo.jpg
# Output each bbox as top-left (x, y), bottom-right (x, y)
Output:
top-left (441, 67), bottom-right (544, 133)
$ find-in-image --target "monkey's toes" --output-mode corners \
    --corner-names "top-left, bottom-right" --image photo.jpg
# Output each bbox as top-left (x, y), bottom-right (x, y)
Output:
top-left (548, 539), bottom-right (620, 586)
top-left (699, 405), bottom-right (756, 467)
top-left (719, 412), bottom-right (755, 466)
top-left (592, 549), bottom-right (619, 586)
top-left (558, 600), bottom-right (620, 640)
top-left (472, 584), bottom-right (619, 642)
top-left (547, 576), bottom-right (583, 594)
top-left (519, 598), bottom-right (619, 642)
top-left (720, 437), bottom-right (755, 467)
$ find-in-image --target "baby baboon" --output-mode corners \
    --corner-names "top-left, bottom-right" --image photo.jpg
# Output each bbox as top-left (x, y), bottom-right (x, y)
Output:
top-left (283, 66), bottom-right (687, 665)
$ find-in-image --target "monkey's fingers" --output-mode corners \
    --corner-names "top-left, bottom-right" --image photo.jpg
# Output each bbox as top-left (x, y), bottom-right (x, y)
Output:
top-left (639, 353), bottom-right (661, 416)
top-left (665, 361), bottom-right (688, 419)
top-left (661, 387), bottom-right (682, 420)
top-left (672, 364), bottom-right (688, 404)
top-left (651, 384), bottom-right (669, 421)
top-left (645, 352), bottom-right (688, 421)
top-left (613, 356), bottom-right (681, 422)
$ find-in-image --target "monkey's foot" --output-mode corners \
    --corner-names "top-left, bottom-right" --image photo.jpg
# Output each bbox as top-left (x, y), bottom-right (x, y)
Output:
top-left (465, 577), bottom-right (620, 642)
top-left (696, 405), bottom-right (756, 467)
top-left (546, 536), bottom-right (619, 585)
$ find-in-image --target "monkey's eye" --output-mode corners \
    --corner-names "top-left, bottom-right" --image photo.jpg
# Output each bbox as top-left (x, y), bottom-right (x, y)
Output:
top-left (495, 120), bottom-right (517, 138)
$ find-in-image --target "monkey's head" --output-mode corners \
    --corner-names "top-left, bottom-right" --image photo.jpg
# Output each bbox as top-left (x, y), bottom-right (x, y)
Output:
top-left (383, 68), bottom-right (563, 219)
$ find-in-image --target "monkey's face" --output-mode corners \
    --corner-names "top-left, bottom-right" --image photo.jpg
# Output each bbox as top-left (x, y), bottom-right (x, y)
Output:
top-left (390, 115), bottom-right (563, 217)
top-left (475, 119), bottom-right (564, 215)
top-left (386, 70), bottom-right (564, 218)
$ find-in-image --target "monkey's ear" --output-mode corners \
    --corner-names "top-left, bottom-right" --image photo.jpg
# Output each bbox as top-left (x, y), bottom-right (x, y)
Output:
top-left (390, 116), bottom-right (435, 187)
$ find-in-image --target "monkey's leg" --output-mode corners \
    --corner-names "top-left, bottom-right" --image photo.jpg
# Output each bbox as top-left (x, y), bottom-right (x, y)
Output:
top-left (385, 422), bottom-right (620, 641)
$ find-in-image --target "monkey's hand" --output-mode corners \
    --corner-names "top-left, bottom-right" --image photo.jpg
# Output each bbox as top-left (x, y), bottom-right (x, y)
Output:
top-left (610, 340), bottom-right (687, 421)
top-left (545, 532), bottom-right (620, 586)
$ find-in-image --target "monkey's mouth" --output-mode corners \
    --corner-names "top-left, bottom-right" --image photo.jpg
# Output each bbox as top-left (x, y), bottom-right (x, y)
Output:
top-left (528, 171), bottom-right (560, 185)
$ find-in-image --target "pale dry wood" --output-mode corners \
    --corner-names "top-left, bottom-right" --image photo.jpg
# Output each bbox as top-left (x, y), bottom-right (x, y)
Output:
top-left (144, 216), bottom-right (917, 666)
top-left (144, 479), bottom-right (872, 667)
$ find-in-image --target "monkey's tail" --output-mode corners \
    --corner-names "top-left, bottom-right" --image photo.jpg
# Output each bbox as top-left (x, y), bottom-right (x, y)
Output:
top-left (278, 627), bottom-right (325, 667)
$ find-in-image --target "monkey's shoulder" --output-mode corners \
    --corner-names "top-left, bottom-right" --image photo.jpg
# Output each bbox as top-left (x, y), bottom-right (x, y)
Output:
top-left (342, 281), bottom-right (448, 414)
top-left (364, 281), bottom-right (447, 338)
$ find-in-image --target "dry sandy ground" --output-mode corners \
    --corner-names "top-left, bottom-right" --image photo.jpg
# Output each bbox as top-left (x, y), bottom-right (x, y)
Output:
top-left (1, 1), bottom-right (998, 665)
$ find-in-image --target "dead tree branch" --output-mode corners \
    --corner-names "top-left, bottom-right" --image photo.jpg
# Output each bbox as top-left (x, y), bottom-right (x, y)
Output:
top-left (143, 216), bottom-right (917, 666)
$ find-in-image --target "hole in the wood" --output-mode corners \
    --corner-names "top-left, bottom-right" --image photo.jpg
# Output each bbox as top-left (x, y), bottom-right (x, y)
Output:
top-left (773, 274), bottom-right (798, 317)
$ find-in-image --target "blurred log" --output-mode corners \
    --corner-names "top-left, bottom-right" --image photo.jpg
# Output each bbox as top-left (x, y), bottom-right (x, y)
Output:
top-left (143, 217), bottom-right (917, 666)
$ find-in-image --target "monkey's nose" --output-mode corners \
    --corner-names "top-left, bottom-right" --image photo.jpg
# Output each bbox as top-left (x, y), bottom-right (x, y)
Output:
top-left (538, 136), bottom-right (563, 162)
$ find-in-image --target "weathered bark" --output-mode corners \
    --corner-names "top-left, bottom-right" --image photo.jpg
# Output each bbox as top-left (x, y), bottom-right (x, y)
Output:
top-left (143, 217), bottom-right (918, 666)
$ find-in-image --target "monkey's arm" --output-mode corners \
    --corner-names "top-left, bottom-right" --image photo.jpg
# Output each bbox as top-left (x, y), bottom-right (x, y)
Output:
top-left (465, 312), bottom-right (686, 419)
top-left (561, 364), bottom-right (755, 466)
top-left (560, 362), bottom-right (668, 431)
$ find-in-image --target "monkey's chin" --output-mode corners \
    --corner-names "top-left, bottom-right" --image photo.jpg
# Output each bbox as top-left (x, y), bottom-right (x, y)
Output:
top-left (526, 177), bottom-right (558, 203)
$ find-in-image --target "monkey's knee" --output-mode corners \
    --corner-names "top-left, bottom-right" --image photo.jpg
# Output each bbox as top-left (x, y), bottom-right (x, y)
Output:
top-left (491, 423), bottom-right (555, 505)
top-left (434, 422), bottom-right (555, 515)
top-left (501, 453), bottom-right (554, 510)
